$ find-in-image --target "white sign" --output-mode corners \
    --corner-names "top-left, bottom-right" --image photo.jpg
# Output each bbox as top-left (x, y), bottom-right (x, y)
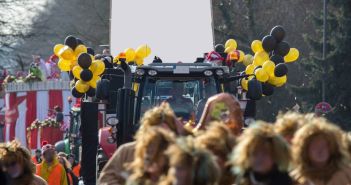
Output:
top-left (111, 0), bottom-right (214, 64)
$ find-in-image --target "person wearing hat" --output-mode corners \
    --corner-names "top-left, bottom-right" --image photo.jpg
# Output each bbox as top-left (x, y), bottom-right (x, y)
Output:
top-left (32, 149), bottom-right (43, 164)
top-left (36, 144), bottom-right (68, 185)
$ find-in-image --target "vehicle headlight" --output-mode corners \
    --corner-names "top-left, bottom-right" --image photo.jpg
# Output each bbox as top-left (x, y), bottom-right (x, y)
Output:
top-left (215, 69), bottom-right (224, 76)
top-left (204, 70), bottom-right (213, 76)
top-left (148, 70), bottom-right (158, 76)
top-left (136, 69), bottom-right (145, 76)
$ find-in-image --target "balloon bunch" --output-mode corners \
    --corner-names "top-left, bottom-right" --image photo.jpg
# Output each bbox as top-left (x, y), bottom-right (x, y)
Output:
top-left (241, 25), bottom-right (300, 97)
top-left (71, 53), bottom-right (105, 98)
top-left (113, 44), bottom-right (152, 66)
top-left (54, 35), bottom-right (87, 72)
top-left (224, 39), bottom-right (245, 63)
top-left (53, 35), bottom-right (106, 98)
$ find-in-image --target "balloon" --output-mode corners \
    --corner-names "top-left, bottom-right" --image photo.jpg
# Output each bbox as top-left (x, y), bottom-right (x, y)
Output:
top-left (80, 69), bottom-right (93, 82)
top-left (58, 59), bottom-right (71, 71)
top-left (72, 66), bottom-right (83, 79)
top-left (228, 50), bottom-right (240, 61)
top-left (58, 46), bottom-right (75, 60)
top-left (136, 44), bottom-right (151, 58)
top-left (270, 25), bottom-right (286, 42)
top-left (215, 44), bottom-right (225, 53)
top-left (262, 60), bottom-right (276, 77)
top-left (245, 64), bottom-right (256, 75)
top-left (255, 68), bottom-right (269, 82)
top-left (76, 38), bottom-right (84, 45)
top-left (90, 60), bottom-right (105, 75)
top-left (253, 50), bottom-right (269, 66)
top-left (268, 75), bottom-right (287, 87)
top-left (238, 50), bottom-right (245, 62)
top-left (270, 55), bottom-right (284, 65)
top-left (64, 35), bottom-right (78, 50)
top-left (78, 53), bottom-right (92, 69)
top-left (87, 47), bottom-right (95, 56)
top-left (225, 39), bottom-right (237, 50)
top-left (262, 35), bottom-right (277, 52)
top-left (262, 83), bottom-right (275, 96)
top-left (71, 88), bottom-right (84, 98)
top-left (251, 40), bottom-right (263, 53)
top-left (135, 57), bottom-right (144, 66)
top-left (53, 44), bottom-right (64, 56)
top-left (124, 48), bottom-right (136, 62)
top-left (241, 78), bottom-right (248, 91)
top-left (274, 63), bottom-right (288, 77)
top-left (224, 46), bottom-right (235, 54)
top-left (248, 79), bottom-right (263, 100)
top-left (74, 45), bottom-right (87, 56)
top-left (86, 88), bottom-right (96, 97)
top-left (243, 54), bottom-right (254, 66)
top-left (274, 41), bottom-right (290, 56)
top-left (284, 48), bottom-right (299, 63)
top-left (88, 76), bottom-right (100, 88)
top-left (75, 80), bottom-right (89, 93)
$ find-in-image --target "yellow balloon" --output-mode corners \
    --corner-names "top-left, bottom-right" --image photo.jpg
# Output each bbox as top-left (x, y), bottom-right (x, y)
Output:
top-left (58, 46), bottom-right (75, 60)
top-left (136, 44), bottom-right (151, 58)
top-left (58, 59), bottom-right (71, 72)
top-left (245, 64), bottom-right (256, 75)
top-left (241, 78), bottom-right (248, 91)
top-left (251, 40), bottom-right (263, 53)
top-left (238, 50), bottom-right (245, 62)
top-left (91, 60), bottom-right (105, 75)
top-left (88, 76), bottom-right (101, 88)
top-left (262, 60), bottom-right (276, 77)
top-left (53, 44), bottom-right (64, 56)
top-left (253, 51), bottom-right (269, 66)
top-left (135, 57), bottom-right (144, 66)
top-left (225, 39), bottom-right (237, 50)
top-left (224, 46), bottom-right (236, 54)
top-left (243, 54), bottom-right (254, 66)
top-left (255, 68), bottom-right (269, 82)
top-left (72, 66), bottom-right (83, 80)
top-left (75, 80), bottom-right (89, 93)
top-left (74, 45), bottom-right (87, 57)
top-left (124, 48), bottom-right (136, 62)
top-left (268, 75), bottom-right (287, 87)
top-left (284, 48), bottom-right (299, 63)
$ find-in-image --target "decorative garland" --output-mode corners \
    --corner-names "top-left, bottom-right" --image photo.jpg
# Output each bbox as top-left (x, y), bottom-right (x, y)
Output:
top-left (26, 118), bottom-right (61, 131)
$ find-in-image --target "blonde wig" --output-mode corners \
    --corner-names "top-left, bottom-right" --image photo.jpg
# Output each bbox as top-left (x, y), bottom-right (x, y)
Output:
top-left (195, 93), bottom-right (243, 135)
top-left (274, 111), bottom-right (307, 139)
top-left (127, 127), bottom-right (175, 185)
top-left (231, 122), bottom-right (291, 175)
top-left (291, 117), bottom-right (349, 182)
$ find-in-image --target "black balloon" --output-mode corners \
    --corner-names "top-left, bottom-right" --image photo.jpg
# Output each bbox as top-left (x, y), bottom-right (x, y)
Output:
top-left (64, 35), bottom-right (78, 50)
top-left (262, 83), bottom-right (274, 96)
top-left (76, 38), bottom-right (84, 45)
top-left (215, 44), bottom-right (225, 53)
top-left (254, 66), bottom-right (262, 72)
top-left (78, 53), bottom-right (92, 69)
top-left (275, 41), bottom-right (290, 56)
top-left (270, 26), bottom-right (286, 42)
top-left (274, 63), bottom-right (288, 77)
top-left (87, 47), bottom-right (95, 56)
top-left (270, 55), bottom-right (284, 65)
top-left (262, 35), bottom-right (277, 52)
top-left (86, 88), bottom-right (96, 97)
top-left (80, 69), bottom-right (93, 82)
top-left (248, 79), bottom-right (263, 100)
top-left (71, 88), bottom-right (84, 98)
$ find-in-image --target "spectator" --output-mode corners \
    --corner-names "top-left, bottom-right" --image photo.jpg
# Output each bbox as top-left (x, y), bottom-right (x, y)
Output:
top-left (67, 154), bottom-right (80, 178)
top-left (195, 121), bottom-right (236, 185)
top-left (195, 93), bottom-right (243, 135)
top-left (36, 144), bottom-right (68, 185)
top-left (32, 149), bottom-right (42, 164)
top-left (159, 137), bottom-right (220, 185)
top-left (58, 153), bottom-right (78, 185)
top-left (0, 140), bottom-right (47, 185)
top-left (230, 122), bottom-right (293, 185)
top-left (291, 117), bottom-right (351, 185)
top-left (126, 127), bottom-right (175, 185)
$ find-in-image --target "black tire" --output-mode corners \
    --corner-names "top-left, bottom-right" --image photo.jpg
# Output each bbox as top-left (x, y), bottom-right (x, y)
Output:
top-left (96, 79), bottom-right (110, 100)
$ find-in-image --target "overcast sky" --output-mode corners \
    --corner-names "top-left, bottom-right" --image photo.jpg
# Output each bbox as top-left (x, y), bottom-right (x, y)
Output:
top-left (111, 0), bottom-right (214, 63)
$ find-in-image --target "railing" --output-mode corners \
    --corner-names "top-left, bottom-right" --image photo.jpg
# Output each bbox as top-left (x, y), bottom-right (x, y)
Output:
top-left (4, 80), bottom-right (70, 92)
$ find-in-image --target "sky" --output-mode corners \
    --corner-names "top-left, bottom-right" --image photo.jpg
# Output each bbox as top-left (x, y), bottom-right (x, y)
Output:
top-left (110, 0), bottom-right (214, 63)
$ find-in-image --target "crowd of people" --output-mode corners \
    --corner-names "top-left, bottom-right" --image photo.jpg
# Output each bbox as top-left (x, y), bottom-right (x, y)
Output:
top-left (1, 92), bottom-right (351, 185)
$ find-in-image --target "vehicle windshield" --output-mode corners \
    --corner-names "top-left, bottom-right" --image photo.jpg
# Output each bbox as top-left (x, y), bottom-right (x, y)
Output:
top-left (139, 77), bottom-right (219, 121)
